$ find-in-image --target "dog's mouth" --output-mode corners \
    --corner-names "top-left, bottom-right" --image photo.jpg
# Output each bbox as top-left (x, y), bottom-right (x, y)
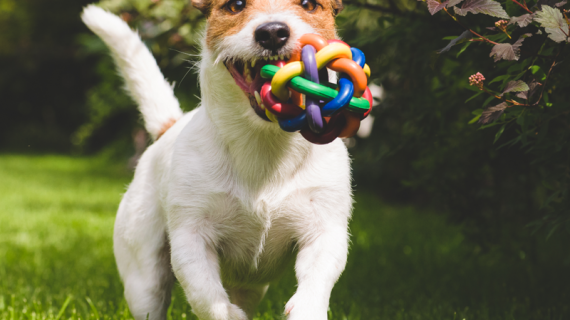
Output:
top-left (224, 55), bottom-right (290, 120)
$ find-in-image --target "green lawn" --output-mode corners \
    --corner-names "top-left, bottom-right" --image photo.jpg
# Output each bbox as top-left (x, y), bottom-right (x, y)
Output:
top-left (0, 155), bottom-right (568, 320)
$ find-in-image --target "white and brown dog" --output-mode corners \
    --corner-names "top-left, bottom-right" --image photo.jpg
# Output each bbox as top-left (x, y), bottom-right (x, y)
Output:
top-left (81, 0), bottom-right (351, 318)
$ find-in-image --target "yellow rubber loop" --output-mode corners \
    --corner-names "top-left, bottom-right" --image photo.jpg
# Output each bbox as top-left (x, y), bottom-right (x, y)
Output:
top-left (271, 43), bottom-right (359, 102)
top-left (363, 64), bottom-right (371, 78)
top-left (271, 62), bottom-right (304, 102)
top-left (315, 43), bottom-right (352, 69)
top-left (265, 109), bottom-right (279, 123)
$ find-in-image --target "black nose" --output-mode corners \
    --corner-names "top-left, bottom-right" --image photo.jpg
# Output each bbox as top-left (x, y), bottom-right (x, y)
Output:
top-left (254, 22), bottom-right (290, 52)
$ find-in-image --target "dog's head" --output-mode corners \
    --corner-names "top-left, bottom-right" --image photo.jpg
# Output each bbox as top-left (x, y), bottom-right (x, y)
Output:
top-left (192, 0), bottom-right (342, 119)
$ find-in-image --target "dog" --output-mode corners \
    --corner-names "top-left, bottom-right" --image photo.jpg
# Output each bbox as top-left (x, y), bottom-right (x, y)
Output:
top-left (81, 0), bottom-right (351, 318)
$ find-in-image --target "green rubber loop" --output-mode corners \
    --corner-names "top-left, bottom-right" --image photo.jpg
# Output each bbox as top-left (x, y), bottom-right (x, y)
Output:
top-left (260, 65), bottom-right (370, 114)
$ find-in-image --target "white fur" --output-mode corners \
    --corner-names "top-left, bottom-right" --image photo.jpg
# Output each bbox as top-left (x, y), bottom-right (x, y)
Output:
top-left (214, 12), bottom-right (316, 64)
top-left (81, 5), bottom-right (183, 139)
top-left (82, 5), bottom-right (352, 320)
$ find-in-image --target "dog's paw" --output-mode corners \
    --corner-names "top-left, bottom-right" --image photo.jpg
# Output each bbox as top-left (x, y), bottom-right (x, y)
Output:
top-left (284, 293), bottom-right (327, 320)
top-left (227, 303), bottom-right (248, 320)
top-left (199, 302), bottom-right (248, 320)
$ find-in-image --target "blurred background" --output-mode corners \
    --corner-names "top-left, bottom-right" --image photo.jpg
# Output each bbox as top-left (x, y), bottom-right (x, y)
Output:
top-left (1, 0), bottom-right (569, 319)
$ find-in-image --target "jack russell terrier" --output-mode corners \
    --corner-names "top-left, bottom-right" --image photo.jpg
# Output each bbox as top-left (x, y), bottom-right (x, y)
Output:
top-left (81, 0), bottom-right (351, 318)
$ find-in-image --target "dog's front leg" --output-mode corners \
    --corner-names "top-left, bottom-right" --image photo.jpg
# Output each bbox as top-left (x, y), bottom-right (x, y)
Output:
top-left (169, 227), bottom-right (247, 320)
top-left (285, 225), bottom-right (349, 320)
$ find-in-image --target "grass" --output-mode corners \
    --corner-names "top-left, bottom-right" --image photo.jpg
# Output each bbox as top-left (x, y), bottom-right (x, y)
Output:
top-left (0, 154), bottom-right (568, 320)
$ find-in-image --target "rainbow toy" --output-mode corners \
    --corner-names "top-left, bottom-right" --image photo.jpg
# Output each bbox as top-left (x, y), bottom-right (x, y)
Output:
top-left (260, 33), bottom-right (373, 144)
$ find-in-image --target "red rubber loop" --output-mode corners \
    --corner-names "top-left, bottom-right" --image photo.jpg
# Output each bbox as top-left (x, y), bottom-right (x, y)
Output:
top-left (261, 82), bottom-right (303, 118)
top-left (361, 87), bottom-right (373, 119)
top-left (301, 113), bottom-right (346, 144)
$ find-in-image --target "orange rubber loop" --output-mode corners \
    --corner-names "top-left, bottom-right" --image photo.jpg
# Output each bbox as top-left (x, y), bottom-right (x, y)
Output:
top-left (326, 58), bottom-right (367, 98)
top-left (338, 110), bottom-right (361, 138)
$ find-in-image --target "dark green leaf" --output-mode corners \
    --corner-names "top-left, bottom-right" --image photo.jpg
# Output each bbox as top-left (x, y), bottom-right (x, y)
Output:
top-left (482, 95), bottom-right (496, 107)
top-left (469, 114), bottom-right (482, 124)
top-left (489, 74), bottom-right (510, 84)
top-left (494, 123), bottom-right (507, 143)
top-left (437, 30), bottom-right (472, 53)
top-left (465, 91), bottom-right (484, 102)
top-left (456, 41), bottom-right (472, 57)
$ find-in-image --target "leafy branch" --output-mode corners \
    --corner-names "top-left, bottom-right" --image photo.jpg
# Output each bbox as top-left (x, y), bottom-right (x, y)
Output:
top-left (511, 0), bottom-right (534, 14)
top-left (534, 46), bottom-right (562, 105)
top-left (421, 0), bottom-right (570, 128)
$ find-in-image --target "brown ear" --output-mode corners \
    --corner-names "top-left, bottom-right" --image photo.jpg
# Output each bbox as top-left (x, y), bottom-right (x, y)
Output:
top-left (191, 0), bottom-right (212, 16)
top-left (332, 0), bottom-right (343, 15)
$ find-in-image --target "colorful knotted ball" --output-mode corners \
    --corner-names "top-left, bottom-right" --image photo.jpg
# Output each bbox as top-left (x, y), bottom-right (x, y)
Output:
top-left (260, 33), bottom-right (373, 145)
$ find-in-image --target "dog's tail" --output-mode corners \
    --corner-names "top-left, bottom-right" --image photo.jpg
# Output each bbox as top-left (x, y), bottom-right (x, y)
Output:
top-left (81, 5), bottom-right (183, 140)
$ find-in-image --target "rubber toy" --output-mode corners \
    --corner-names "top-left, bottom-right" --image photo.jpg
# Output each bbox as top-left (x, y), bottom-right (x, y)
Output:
top-left (260, 33), bottom-right (373, 144)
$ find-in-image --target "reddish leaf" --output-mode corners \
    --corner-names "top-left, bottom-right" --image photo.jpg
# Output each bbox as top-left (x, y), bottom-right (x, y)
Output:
top-left (447, 0), bottom-right (465, 6)
top-left (454, 0), bottom-right (509, 18)
top-left (489, 36), bottom-right (526, 62)
top-left (516, 81), bottom-right (542, 101)
top-left (427, 0), bottom-right (449, 14)
top-left (537, 0), bottom-right (562, 9)
top-left (503, 80), bottom-right (530, 94)
top-left (509, 14), bottom-right (535, 27)
top-left (534, 5), bottom-right (570, 43)
top-left (478, 102), bottom-right (508, 124)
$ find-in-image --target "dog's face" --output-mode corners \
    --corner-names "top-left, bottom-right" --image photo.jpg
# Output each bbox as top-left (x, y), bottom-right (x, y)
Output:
top-left (192, 0), bottom-right (342, 118)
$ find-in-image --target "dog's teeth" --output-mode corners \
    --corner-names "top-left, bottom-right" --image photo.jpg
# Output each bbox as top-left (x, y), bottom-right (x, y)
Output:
top-left (251, 59), bottom-right (256, 68)
top-left (254, 91), bottom-right (262, 107)
top-left (263, 57), bottom-right (268, 61)
top-left (279, 54), bottom-right (284, 60)
top-left (245, 67), bottom-right (252, 82)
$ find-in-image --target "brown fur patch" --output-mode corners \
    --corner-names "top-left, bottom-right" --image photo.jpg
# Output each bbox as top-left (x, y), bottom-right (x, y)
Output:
top-left (156, 118), bottom-right (178, 140)
top-left (192, 0), bottom-right (213, 16)
top-left (200, 0), bottom-right (342, 50)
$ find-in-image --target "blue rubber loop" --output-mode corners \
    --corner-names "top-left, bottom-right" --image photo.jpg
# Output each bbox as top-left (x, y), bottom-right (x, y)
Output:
top-left (318, 47), bottom-right (363, 117)
top-left (321, 77), bottom-right (354, 117)
top-left (350, 47), bottom-right (366, 68)
top-left (278, 111), bottom-right (307, 132)
top-left (302, 45), bottom-right (325, 134)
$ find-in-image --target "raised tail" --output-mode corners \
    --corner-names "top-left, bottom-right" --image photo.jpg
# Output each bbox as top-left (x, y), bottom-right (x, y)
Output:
top-left (81, 5), bottom-right (183, 140)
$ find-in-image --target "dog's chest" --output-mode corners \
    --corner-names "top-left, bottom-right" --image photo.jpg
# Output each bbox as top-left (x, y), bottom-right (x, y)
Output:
top-left (210, 192), bottom-right (298, 286)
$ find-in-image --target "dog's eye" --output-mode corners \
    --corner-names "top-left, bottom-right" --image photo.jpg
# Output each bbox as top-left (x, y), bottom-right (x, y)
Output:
top-left (226, 0), bottom-right (246, 13)
top-left (301, 0), bottom-right (318, 12)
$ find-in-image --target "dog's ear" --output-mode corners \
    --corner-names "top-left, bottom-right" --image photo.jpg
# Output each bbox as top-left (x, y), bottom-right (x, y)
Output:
top-left (332, 0), bottom-right (343, 15)
top-left (191, 0), bottom-right (212, 16)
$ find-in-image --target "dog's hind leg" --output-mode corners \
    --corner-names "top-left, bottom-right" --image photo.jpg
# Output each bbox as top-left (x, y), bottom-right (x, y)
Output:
top-left (228, 285), bottom-right (269, 319)
top-left (114, 161), bottom-right (175, 320)
top-left (115, 232), bottom-right (174, 320)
